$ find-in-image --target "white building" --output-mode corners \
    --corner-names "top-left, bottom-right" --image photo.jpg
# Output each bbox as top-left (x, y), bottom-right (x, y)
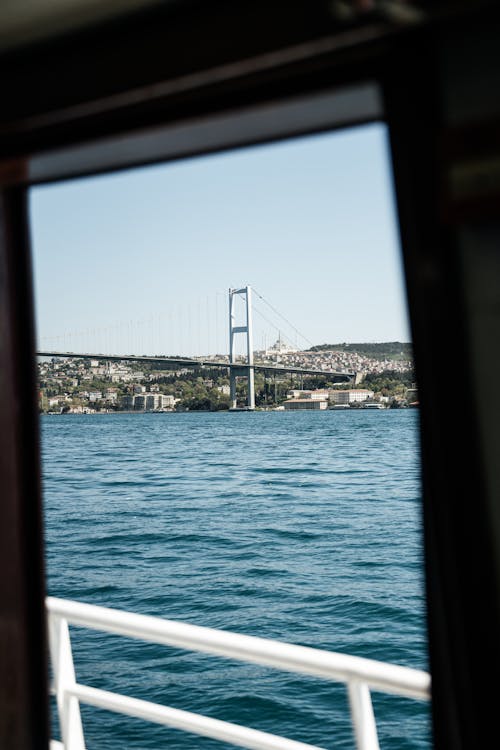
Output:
top-left (265, 336), bottom-right (297, 356)
top-left (135, 393), bottom-right (176, 411)
top-left (329, 389), bottom-right (374, 405)
top-left (110, 368), bottom-right (132, 382)
top-left (283, 398), bottom-right (328, 410)
top-left (287, 389), bottom-right (330, 401)
top-left (159, 394), bottom-right (176, 408)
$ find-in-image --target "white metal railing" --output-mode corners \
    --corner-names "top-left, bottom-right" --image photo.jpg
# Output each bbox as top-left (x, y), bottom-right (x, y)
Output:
top-left (47, 597), bottom-right (430, 750)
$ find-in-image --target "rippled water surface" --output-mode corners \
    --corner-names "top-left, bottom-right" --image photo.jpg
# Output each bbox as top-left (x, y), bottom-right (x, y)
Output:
top-left (41, 410), bottom-right (430, 750)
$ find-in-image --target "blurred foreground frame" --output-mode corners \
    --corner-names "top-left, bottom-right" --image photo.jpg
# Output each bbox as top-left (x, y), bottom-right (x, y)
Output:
top-left (1, 1), bottom-right (500, 748)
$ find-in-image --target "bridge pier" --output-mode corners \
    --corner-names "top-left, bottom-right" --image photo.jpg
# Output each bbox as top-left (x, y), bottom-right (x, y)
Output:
top-left (229, 365), bottom-right (255, 411)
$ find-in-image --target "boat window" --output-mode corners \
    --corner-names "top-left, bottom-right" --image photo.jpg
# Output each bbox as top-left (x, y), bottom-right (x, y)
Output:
top-left (31, 122), bottom-right (429, 750)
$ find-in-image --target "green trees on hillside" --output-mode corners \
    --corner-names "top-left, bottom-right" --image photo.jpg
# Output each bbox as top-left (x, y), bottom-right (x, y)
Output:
top-left (309, 342), bottom-right (413, 360)
top-left (363, 369), bottom-right (415, 397)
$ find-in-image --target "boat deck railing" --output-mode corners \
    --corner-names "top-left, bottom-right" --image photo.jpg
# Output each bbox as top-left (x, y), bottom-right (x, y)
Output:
top-left (47, 597), bottom-right (430, 750)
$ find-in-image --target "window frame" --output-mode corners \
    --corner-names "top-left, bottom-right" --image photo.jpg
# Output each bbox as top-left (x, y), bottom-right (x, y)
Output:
top-left (1, 6), bottom-right (500, 749)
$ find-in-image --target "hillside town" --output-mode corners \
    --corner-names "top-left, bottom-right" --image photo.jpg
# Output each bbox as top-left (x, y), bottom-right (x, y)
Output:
top-left (38, 344), bottom-right (416, 413)
top-left (255, 339), bottom-right (412, 376)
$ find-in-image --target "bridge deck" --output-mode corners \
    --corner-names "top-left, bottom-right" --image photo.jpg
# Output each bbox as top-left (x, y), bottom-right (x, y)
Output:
top-left (37, 352), bottom-right (355, 380)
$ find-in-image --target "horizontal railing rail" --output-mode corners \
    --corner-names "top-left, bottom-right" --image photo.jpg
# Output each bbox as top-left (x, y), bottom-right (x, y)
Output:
top-left (47, 597), bottom-right (430, 750)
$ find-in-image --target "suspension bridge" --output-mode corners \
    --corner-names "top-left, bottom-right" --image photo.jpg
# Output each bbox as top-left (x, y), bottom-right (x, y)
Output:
top-left (38, 286), bottom-right (355, 410)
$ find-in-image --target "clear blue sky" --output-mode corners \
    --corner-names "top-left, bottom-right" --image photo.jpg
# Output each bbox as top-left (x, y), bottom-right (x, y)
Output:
top-left (30, 122), bottom-right (410, 357)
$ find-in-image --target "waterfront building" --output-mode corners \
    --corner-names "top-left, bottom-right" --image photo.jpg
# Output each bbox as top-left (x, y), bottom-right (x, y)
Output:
top-left (283, 398), bottom-right (328, 410)
top-left (134, 394), bottom-right (146, 410)
top-left (122, 395), bottom-right (134, 410)
top-left (160, 394), bottom-right (176, 408)
top-left (287, 389), bottom-right (330, 401)
top-left (145, 394), bottom-right (157, 410)
top-left (133, 393), bottom-right (176, 411)
top-left (329, 389), bottom-right (374, 404)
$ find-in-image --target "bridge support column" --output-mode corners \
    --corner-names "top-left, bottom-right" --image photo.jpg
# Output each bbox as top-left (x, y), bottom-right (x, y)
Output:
top-left (229, 286), bottom-right (255, 410)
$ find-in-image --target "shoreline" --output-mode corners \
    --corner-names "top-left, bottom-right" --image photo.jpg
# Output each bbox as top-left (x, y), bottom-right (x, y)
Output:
top-left (40, 406), bottom-right (416, 416)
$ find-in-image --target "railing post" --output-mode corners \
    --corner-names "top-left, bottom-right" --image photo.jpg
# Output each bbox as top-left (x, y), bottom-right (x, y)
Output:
top-left (348, 681), bottom-right (380, 750)
top-left (48, 614), bottom-right (86, 750)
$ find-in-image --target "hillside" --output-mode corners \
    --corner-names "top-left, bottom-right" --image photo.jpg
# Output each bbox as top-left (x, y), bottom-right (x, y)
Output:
top-left (309, 342), bottom-right (413, 361)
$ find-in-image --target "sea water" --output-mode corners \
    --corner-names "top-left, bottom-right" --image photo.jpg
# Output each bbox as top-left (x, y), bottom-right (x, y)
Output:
top-left (41, 409), bottom-right (430, 750)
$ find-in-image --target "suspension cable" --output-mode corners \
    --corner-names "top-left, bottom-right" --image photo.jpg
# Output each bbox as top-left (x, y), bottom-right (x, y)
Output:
top-left (252, 302), bottom-right (283, 336)
top-left (252, 287), bottom-right (314, 349)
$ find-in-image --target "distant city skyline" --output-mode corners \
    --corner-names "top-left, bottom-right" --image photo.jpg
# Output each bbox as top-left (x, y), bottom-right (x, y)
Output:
top-left (30, 122), bottom-right (410, 358)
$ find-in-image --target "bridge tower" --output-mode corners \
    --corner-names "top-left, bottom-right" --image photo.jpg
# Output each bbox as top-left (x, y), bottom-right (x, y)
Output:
top-left (228, 286), bottom-right (255, 410)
